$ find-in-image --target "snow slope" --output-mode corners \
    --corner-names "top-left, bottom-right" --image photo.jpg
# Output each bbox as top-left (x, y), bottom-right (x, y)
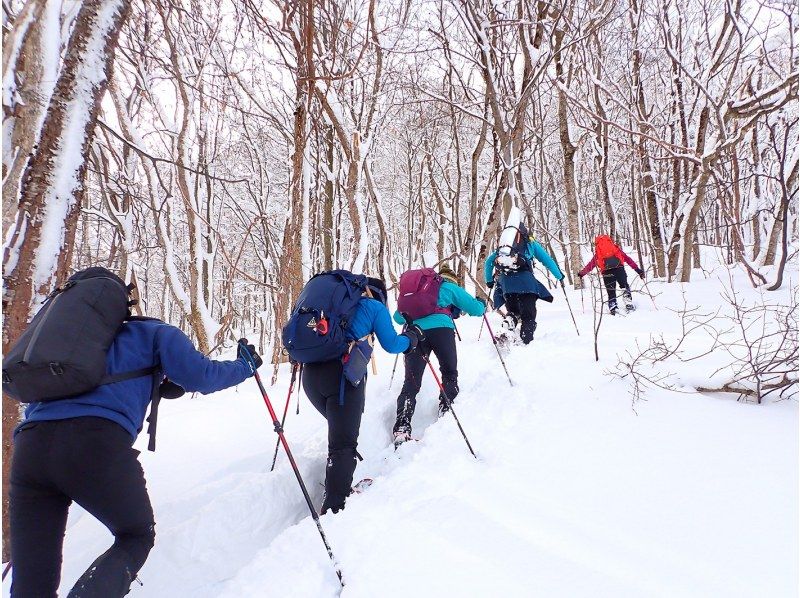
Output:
top-left (4, 267), bottom-right (798, 597)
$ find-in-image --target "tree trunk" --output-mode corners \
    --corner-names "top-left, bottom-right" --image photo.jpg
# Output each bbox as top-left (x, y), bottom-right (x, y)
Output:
top-left (1, 0), bottom-right (131, 562)
top-left (555, 29), bottom-right (583, 288)
top-left (2, 0), bottom-right (62, 233)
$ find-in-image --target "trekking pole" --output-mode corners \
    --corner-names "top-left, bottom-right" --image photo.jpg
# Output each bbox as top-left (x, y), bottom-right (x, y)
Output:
top-left (559, 280), bottom-right (580, 336)
top-left (421, 353), bottom-right (477, 459)
top-left (388, 353), bottom-right (400, 389)
top-left (295, 364), bottom-right (303, 414)
top-left (453, 321), bottom-right (462, 342)
top-left (482, 313), bottom-right (515, 387)
top-left (478, 309), bottom-right (485, 340)
top-left (270, 362), bottom-right (299, 472)
top-left (239, 342), bottom-right (344, 587)
top-left (2, 561), bottom-right (11, 581)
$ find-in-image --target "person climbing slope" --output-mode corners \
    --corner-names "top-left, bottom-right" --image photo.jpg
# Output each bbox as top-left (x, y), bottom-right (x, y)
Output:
top-left (578, 235), bottom-right (644, 315)
top-left (4, 266), bottom-right (261, 598)
top-left (484, 210), bottom-right (565, 345)
top-left (282, 271), bottom-right (418, 515)
top-left (392, 265), bottom-right (486, 446)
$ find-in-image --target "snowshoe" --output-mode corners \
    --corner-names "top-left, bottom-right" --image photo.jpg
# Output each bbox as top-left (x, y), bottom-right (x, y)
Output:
top-left (393, 430), bottom-right (412, 449)
top-left (625, 300), bottom-right (636, 313)
top-left (351, 478), bottom-right (373, 494)
top-left (501, 314), bottom-right (518, 331)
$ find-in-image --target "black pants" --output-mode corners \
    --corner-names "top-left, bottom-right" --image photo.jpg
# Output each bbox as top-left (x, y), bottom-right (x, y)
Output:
top-left (302, 360), bottom-right (366, 513)
top-left (394, 327), bottom-right (458, 434)
top-left (10, 417), bottom-right (155, 598)
top-left (504, 293), bottom-right (538, 344)
top-left (602, 267), bottom-right (631, 310)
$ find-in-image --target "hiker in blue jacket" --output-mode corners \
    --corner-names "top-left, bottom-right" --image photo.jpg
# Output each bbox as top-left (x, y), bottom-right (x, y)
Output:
top-left (301, 276), bottom-right (419, 515)
top-left (9, 267), bottom-right (262, 598)
top-left (392, 265), bottom-right (486, 445)
top-left (484, 223), bottom-right (565, 344)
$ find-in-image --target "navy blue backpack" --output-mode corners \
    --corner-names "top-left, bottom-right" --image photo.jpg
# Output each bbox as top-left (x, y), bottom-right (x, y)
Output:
top-left (281, 270), bottom-right (372, 364)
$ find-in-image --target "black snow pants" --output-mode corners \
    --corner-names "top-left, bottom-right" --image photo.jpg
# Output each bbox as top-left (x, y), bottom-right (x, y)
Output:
top-left (394, 327), bottom-right (458, 434)
top-left (10, 417), bottom-right (155, 598)
top-left (503, 293), bottom-right (538, 344)
top-left (602, 267), bottom-right (632, 311)
top-left (302, 359), bottom-right (366, 514)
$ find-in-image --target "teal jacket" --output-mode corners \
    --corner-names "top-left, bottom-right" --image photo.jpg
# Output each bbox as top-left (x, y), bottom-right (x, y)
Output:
top-left (484, 240), bottom-right (563, 285)
top-left (394, 281), bottom-right (485, 330)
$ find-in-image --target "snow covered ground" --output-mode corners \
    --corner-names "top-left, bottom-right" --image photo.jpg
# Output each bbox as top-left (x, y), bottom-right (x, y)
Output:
top-left (4, 265), bottom-right (797, 597)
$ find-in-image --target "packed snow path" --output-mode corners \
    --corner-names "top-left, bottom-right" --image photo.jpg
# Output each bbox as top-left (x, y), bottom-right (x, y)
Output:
top-left (7, 273), bottom-right (797, 597)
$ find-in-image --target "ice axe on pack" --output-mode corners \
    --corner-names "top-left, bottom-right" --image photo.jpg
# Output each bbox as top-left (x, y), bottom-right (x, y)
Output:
top-left (238, 340), bottom-right (344, 587)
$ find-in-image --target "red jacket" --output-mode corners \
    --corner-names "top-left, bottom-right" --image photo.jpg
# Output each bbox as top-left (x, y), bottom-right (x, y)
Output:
top-left (578, 247), bottom-right (640, 277)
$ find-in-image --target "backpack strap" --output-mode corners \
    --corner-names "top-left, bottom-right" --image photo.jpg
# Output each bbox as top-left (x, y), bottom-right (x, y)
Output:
top-left (101, 366), bottom-right (159, 385)
top-left (145, 367), bottom-right (164, 452)
top-left (100, 364), bottom-right (162, 451)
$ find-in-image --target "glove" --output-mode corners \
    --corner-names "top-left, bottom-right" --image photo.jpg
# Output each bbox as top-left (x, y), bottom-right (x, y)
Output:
top-left (486, 280), bottom-right (495, 290)
top-left (559, 277), bottom-right (566, 288)
top-left (237, 338), bottom-right (263, 372)
top-left (635, 268), bottom-right (645, 280)
top-left (402, 327), bottom-right (422, 354)
top-left (159, 378), bottom-right (185, 400)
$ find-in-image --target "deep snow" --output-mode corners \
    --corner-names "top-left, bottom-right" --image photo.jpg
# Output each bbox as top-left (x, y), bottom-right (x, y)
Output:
top-left (4, 266), bottom-right (798, 597)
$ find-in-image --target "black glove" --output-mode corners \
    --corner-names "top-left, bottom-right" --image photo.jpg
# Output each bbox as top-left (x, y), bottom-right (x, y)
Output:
top-left (486, 280), bottom-right (495, 290)
top-left (635, 268), bottom-right (645, 280)
top-left (159, 378), bottom-right (185, 399)
top-left (237, 338), bottom-right (263, 372)
top-left (401, 324), bottom-right (425, 354)
top-left (559, 277), bottom-right (566, 288)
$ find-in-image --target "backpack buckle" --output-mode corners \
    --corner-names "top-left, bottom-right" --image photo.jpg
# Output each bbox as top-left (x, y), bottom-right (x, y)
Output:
top-left (49, 362), bottom-right (64, 376)
top-left (316, 317), bottom-right (329, 335)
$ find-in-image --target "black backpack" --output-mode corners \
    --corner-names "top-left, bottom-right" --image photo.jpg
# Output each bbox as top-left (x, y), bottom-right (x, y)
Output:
top-left (495, 222), bottom-right (533, 274)
top-left (2, 267), bottom-right (159, 403)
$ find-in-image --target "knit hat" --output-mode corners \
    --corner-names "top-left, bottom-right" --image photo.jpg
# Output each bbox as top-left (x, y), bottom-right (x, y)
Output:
top-left (438, 265), bottom-right (458, 284)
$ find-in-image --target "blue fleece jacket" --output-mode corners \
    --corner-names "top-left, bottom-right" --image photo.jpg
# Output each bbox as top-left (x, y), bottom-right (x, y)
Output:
top-left (18, 319), bottom-right (253, 441)
top-left (348, 298), bottom-right (410, 353)
top-left (393, 281), bottom-right (486, 330)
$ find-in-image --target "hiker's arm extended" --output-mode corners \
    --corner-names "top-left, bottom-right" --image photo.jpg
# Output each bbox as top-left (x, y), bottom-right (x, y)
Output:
top-left (619, 249), bottom-right (641, 272)
top-left (530, 241), bottom-right (564, 280)
top-left (371, 304), bottom-right (411, 354)
top-left (484, 252), bottom-right (497, 285)
top-left (444, 282), bottom-right (485, 316)
top-left (578, 256), bottom-right (596, 277)
top-left (156, 326), bottom-right (252, 393)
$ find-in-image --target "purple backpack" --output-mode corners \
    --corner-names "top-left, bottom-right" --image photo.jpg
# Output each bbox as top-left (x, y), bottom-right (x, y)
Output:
top-left (397, 268), bottom-right (452, 321)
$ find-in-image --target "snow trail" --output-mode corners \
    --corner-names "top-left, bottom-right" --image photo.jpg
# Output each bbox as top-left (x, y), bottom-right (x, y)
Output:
top-left (5, 271), bottom-right (795, 598)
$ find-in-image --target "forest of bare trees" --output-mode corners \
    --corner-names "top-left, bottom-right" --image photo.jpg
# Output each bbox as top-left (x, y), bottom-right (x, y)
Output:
top-left (2, 0), bottom-right (797, 559)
